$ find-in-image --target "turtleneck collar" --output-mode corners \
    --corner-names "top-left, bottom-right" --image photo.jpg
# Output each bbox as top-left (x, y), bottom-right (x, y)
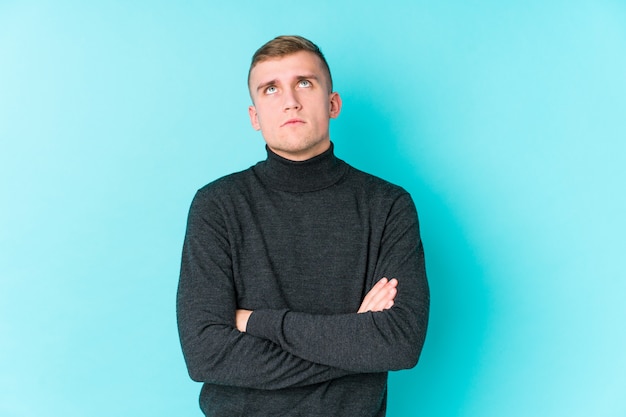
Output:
top-left (253, 142), bottom-right (348, 193)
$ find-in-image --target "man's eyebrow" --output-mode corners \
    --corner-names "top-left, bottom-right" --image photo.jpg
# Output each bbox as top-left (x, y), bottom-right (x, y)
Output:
top-left (256, 79), bottom-right (278, 93)
top-left (297, 74), bottom-right (320, 82)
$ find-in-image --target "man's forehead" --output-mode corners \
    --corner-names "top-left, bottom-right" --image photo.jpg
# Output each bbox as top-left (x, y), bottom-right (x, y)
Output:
top-left (250, 51), bottom-right (325, 81)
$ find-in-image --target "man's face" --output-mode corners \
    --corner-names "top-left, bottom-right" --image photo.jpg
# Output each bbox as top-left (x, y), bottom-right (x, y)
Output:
top-left (248, 51), bottom-right (342, 161)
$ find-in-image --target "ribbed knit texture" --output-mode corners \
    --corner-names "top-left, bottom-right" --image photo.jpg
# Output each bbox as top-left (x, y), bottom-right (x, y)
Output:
top-left (177, 144), bottom-right (429, 417)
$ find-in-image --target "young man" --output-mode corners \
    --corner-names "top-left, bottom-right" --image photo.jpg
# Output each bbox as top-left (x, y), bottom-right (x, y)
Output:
top-left (177, 35), bottom-right (429, 417)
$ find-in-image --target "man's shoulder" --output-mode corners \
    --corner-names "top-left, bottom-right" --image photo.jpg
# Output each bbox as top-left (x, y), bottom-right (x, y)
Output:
top-left (187, 167), bottom-right (259, 212)
top-left (344, 163), bottom-right (409, 198)
top-left (196, 167), bottom-right (255, 196)
top-left (342, 164), bottom-right (419, 221)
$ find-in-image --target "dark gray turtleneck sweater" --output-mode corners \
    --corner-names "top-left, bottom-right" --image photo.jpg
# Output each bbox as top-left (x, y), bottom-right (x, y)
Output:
top-left (177, 144), bottom-right (429, 417)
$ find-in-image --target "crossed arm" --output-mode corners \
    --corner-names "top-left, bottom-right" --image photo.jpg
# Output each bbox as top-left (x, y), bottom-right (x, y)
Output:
top-left (178, 189), bottom-right (428, 389)
top-left (236, 277), bottom-right (399, 332)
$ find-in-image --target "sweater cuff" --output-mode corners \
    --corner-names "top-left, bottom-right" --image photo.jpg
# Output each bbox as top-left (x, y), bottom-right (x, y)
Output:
top-left (246, 309), bottom-right (288, 344)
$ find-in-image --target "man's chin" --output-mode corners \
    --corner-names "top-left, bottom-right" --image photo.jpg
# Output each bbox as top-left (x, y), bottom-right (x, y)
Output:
top-left (266, 140), bottom-right (330, 161)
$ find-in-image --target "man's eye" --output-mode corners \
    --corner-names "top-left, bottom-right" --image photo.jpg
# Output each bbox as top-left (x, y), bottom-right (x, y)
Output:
top-left (298, 80), bottom-right (311, 88)
top-left (265, 86), bottom-right (277, 94)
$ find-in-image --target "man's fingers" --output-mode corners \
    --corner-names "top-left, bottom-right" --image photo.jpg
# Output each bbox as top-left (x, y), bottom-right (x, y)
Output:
top-left (358, 278), bottom-right (398, 313)
top-left (365, 286), bottom-right (396, 312)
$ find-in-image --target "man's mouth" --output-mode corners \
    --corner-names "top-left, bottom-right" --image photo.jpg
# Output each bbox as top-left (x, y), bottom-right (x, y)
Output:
top-left (281, 118), bottom-right (305, 127)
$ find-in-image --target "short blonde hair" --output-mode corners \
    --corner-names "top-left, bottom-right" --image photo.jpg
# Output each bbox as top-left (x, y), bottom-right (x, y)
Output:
top-left (248, 35), bottom-right (333, 93)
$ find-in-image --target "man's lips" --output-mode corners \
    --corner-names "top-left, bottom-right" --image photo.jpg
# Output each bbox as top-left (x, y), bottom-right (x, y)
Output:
top-left (281, 118), bottom-right (305, 127)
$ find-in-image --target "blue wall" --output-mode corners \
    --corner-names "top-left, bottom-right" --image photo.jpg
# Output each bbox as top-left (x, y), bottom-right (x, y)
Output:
top-left (1, 1), bottom-right (625, 416)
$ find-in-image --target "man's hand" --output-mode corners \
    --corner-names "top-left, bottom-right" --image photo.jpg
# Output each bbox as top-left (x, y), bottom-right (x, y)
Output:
top-left (236, 309), bottom-right (252, 332)
top-left (358, 278), bottom-right (398, 313)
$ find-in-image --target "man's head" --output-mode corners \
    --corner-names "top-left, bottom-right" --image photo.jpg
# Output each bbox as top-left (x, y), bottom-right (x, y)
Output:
top-left (248, 35), bottom-right (333, 95)
top-left (247, 35), bottom-right (342, 161)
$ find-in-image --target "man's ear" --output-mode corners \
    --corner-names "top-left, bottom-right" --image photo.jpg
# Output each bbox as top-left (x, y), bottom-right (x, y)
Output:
top-left (329, 92), bottom-right (342, 119)
top-left (248, 105), bottom-right (261, 131)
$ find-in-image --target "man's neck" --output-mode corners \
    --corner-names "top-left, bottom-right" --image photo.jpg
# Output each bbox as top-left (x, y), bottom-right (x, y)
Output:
top-left (266, 140), bottom-right (331, 162)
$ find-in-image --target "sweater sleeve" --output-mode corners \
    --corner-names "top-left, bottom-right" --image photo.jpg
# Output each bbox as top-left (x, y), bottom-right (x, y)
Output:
top-left (245, 192), bottom-right (430, 373)
top-left (176, 190), bottom-right (353, 390)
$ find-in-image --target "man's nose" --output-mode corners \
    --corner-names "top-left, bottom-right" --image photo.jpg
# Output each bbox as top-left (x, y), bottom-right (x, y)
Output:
top-left (283, 89), bottom-right (301, 111)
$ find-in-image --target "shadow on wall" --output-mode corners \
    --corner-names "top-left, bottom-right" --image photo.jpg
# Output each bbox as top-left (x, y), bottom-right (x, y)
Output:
top-left (334, 93), bottom-right (493, 416)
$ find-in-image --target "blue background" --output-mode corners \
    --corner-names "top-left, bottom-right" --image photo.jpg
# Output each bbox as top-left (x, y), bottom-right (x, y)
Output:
top-left (1, 1), bottom-right (625, 416)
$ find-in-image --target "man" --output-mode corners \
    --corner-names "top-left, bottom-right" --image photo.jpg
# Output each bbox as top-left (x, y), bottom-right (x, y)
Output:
top-left (177, 35), bottom-right (429, 417)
